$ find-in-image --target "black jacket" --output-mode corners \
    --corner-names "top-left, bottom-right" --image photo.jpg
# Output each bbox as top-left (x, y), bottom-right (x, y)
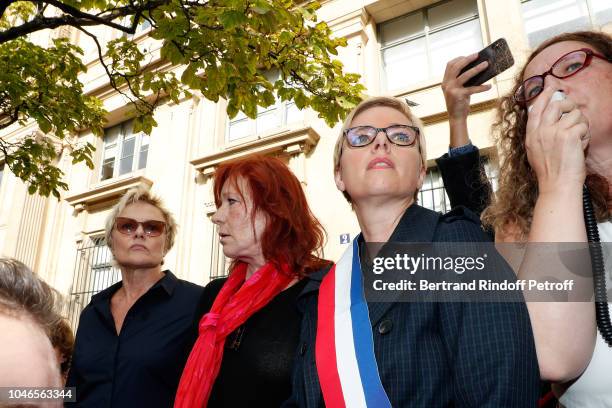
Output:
top-left (285, 205), bottom-right (540, 407)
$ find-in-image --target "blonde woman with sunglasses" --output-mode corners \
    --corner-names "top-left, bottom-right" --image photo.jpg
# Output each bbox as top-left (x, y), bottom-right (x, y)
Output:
top-left (67, 186), bottom-right (203, 407)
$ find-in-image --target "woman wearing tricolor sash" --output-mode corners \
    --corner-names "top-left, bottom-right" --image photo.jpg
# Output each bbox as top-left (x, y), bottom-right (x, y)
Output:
top-left (284, 97), bottom-right (540, 407)
top-left (175, 155), bottom-right (330, 407)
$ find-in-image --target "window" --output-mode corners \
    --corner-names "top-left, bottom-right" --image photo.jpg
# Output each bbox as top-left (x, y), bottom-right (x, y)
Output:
top-left (522, 0), bottom-right (612, 47)
top-left (134, 19), bottom-right (152, 35)
top-left (100, 119), bottom-right (149, 181)
top-left (419, 157), bottom-right (498, 213)
top-left (209, 223), bottom-right (230, 281)
top-left (419, 166), bottom-right (450, 213)
top-left (484, 157), bottom-right (499, 193)
top-left (123, 16), bottom-right (153, 38)
top-left (379, 0), bottom-right (483, 91)
top-left (67, 237), bottom-right (121, 329)
top-left (227, 71), bottom-right (302, 142)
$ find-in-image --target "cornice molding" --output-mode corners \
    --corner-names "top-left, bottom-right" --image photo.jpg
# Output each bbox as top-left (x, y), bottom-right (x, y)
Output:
top-left (421, 99), bottom-right (498, 125)
top-left (65, 174), bottom-right (153, 213)
top-left (191, 126), bottom-right (321, 178)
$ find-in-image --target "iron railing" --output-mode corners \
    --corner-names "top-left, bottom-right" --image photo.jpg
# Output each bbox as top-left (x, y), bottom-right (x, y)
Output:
top-left (67, 237), bottom-right (120, 330)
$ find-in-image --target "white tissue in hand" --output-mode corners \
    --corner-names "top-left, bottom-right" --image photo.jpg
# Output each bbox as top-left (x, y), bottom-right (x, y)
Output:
top-left (528, 90), bottom-right (566, 113)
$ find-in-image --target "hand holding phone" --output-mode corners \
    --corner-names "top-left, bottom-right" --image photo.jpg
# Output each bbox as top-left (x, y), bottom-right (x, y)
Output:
top-left (459, 38), bottom-right (514, 87)
top-left (441, 52), bottom-right (495, 147)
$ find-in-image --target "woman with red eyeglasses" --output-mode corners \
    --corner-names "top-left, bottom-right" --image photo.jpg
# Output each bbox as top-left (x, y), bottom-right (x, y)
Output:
top-left (67, 186), bottom-right (204, 407)
top-left (480, 31), bottom-right (612, 406)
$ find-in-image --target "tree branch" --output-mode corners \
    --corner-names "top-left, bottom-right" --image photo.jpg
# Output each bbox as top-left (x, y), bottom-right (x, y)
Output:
top-left (39, 0), bottom-right (140, 30)
top-left (74, 26), bottom-right (125, 99)
top-left (0, 0), bottom-right (169, 44)
top-left (75, 25), bottom-right (157, 116)
top-left (0, 107), bottom-right (20, 130)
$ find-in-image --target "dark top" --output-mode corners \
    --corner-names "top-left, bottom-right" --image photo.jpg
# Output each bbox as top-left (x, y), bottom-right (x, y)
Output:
top-left (195, 276), bottom-right (307, 408)
top-left (66, 270), bottom-right (203, 408)
top-left (436, 147), bottom-right (492, 216)
top-left (285, 204), bottom-right (540, 407)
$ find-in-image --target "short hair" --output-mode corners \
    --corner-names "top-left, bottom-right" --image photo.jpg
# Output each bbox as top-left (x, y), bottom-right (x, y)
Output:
top-left (213, 154), bottom-right (330, 277)
top-left (0, 258), bottom-right (62, 335)
top-left (332, 96), bottom-right (427, 203)
top-left (105, 185), bottom-right (178, 254)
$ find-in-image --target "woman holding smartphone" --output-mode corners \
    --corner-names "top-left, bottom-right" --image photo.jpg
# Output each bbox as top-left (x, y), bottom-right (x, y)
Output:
top-left (482, 31), bottom-right (612, 406)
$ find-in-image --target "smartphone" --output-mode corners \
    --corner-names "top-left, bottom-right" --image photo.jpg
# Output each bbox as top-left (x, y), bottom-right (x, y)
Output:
top-left (459, 38), bottom-right (514, 87)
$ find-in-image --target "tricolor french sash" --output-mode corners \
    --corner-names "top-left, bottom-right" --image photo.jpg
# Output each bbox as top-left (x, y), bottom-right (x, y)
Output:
top-left (315, 236), bottom-right (392, 408)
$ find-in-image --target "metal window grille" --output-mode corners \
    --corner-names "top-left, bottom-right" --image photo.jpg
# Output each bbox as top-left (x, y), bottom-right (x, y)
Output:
top-left (419, 156), bottom-right (499, 214)
top-left (67, 237), bottom-right (121, 330)
top-left (209, 224), bottom-right (229, 281)
top-left (419, 166), bottom-right (450, 213)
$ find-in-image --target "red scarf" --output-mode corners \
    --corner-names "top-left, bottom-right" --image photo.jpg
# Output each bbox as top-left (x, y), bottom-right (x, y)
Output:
top-left (174, 261), bottom-right (294, 408)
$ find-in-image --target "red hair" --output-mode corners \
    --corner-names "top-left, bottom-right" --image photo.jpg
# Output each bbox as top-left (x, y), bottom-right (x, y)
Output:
top-left (213, 155), bottom-right (330, 277)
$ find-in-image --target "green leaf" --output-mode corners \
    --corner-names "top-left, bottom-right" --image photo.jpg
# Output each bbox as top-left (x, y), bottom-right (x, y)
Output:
top-left (226, 102), bottom-right (239, 119)
top-left (294, 92), bottom-right (309, 110)
top-left (336, 96), bottom-right (356, 110)
top-left (252, 0), bottom-right (271, 14)
top-left (0, 0), bottom-right (364, 196)
top-left (220, 11), bottom-right (247, 30)
top-left (279, 31), bottom-right (293, 45)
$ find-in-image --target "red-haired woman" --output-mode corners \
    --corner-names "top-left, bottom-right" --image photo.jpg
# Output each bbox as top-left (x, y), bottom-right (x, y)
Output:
top-left (175, 154), bottom-right (329, 408)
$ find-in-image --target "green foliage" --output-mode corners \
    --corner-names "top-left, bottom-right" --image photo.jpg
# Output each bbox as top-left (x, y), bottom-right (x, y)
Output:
top-left (5, 136), bottom-right (68, 198)
top-left (0, 34), bottom-right (106, 197)
top-left (0, 0), bottom-right (364, 197)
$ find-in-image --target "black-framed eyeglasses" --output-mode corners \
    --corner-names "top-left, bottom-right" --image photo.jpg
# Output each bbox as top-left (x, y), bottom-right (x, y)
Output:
top-left (115, 217), bottom-right (166, 237)
top-left (514, 48), bottom-right (611, 105)
top-left (343, 125), bottom-right (419, 147)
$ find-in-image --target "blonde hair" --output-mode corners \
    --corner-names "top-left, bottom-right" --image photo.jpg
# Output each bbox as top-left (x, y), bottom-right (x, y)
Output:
top-left (105, 185), bottom-right (178, 255)
top-left (333, 96), bottom-right (427, 203)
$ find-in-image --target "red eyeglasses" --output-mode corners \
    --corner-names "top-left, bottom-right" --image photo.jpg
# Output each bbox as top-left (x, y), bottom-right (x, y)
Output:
top-left (514, 48), bottom-right (611, 105)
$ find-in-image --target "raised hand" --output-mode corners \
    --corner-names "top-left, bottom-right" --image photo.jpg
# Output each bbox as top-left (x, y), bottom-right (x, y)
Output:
top-left (442, 54), bottom-right (492, 147)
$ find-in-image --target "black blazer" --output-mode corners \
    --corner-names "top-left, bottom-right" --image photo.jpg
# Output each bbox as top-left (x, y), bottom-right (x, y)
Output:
top-left (284, 204), bottom-right (540, 407)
